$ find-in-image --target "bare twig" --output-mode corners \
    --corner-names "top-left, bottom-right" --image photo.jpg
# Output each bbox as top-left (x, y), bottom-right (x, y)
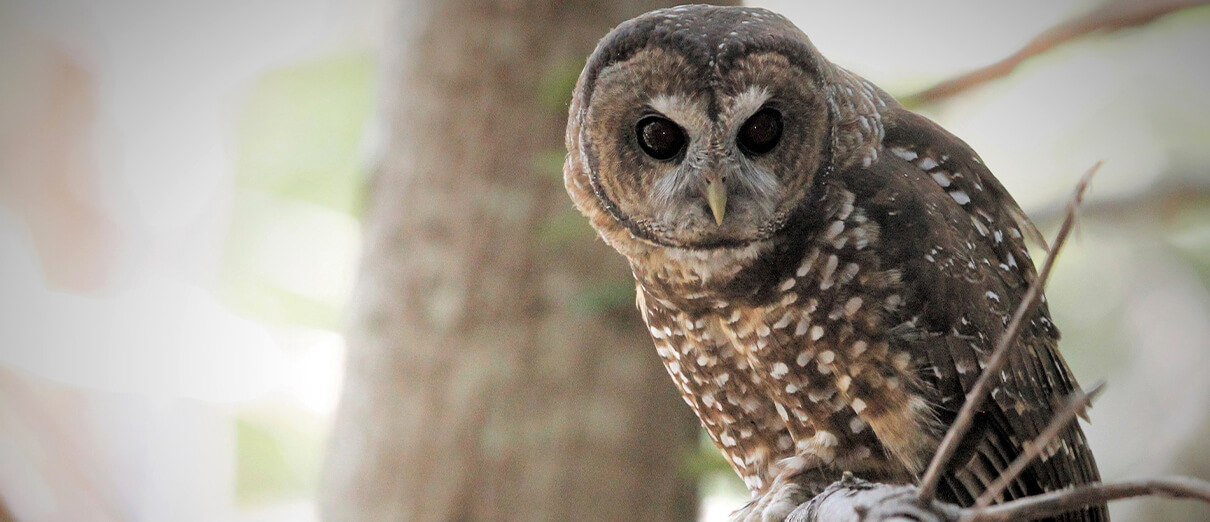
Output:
top-left (973, 382), bottom-right (1106, 508)
top-left (916, 163), bottom-right (1101, 505)
top-left (1029, 176), bottom-right (1210, 228)
top-left (901, 0), bottom-right (1210, 107)
top-left (960, 477), bottom-right (1210, 522)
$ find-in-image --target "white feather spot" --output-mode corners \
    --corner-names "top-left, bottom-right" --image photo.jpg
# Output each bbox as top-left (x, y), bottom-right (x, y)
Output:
top-left (720, 432), bottom-right (737, 447)
top-left (825, 220), bottom-right (845, 241)
top-left (819, 255), bottom-right (839, 290)
top-left (949, 190), bottom-right (971, 205)
top-left (794, 317), bottom-right (810, 336)
top-left (816, 430), bottom-right (838, 447)
top-left (844, 297), bottom-right (863, 316)
top-left (849, 417), bottom-right (867, 434)
top-left (771, 362), bottom-right (790, 378)
top-left (851, 398), bottom-right (868, 414)
top-left (773, 313), bottom-right (793, 330)
top-left (890, 147), bottom-right (917, 161)
top-left (849, 340), bottom-right (869, 357)
top-left (892, 352), bottom-right (912, 370)
top-left (797, 248), bottom-right (819, 277)
top-left (839, 263), bottom-right (860, 286)
top-left (796, 350), bottom-right (813, 367)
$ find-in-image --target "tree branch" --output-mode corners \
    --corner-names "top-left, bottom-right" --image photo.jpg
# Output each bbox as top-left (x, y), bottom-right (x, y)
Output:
top-left (960, 477), bottom-right (1210, 522)
top-left (900, 0), bottom-right (1210, 107)
top-left (784, 475), bottom-right (1210, 522)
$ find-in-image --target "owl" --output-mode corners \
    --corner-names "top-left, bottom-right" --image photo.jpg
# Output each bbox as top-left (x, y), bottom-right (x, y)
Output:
top-left (564, 5), bottom-right (1104, 522)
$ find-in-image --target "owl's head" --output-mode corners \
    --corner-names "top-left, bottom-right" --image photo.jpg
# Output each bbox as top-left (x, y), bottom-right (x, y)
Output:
top-left (566, 6), bottom-right (848, 254)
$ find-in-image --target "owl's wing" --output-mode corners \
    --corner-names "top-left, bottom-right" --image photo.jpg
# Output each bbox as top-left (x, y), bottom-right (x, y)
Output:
top-left (848, 108), bottom-right (1104, 520)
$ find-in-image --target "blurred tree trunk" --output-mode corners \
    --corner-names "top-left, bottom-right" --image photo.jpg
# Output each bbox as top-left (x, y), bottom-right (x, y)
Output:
top-left (320, 1), bottom-right (735, 520)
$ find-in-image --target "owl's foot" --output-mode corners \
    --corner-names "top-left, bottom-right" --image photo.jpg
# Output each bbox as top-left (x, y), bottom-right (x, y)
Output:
top-left (728, 483), bottom-right (809, 522)
top-left (728, 457), bottom-right (815, 522)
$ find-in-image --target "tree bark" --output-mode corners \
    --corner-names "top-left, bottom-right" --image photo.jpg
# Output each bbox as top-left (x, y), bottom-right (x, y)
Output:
top-left (319, 1), bottom-right (734, 520)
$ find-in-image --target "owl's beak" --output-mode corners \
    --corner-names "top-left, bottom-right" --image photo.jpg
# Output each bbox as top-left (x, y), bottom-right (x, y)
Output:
top-left (704, 177), bottom-right (728, 225)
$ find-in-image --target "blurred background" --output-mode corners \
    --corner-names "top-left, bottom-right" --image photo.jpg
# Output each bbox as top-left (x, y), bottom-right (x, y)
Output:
top-left (0, 0), bottom-right (1208, 521)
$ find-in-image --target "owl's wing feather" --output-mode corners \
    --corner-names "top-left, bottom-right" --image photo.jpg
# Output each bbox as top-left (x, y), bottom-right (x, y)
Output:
top-left (848, 108), bottom-right (1105, 520)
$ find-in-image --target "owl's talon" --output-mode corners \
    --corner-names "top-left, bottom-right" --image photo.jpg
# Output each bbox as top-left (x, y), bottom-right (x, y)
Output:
top-left (728, 480), bottom-right (808, 522)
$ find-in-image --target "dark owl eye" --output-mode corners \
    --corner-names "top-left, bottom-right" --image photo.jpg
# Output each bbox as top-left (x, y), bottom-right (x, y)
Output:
top-left (737, 108), bottom-right (782, 156)
top-left (636, 116), bottom-right (686, 161)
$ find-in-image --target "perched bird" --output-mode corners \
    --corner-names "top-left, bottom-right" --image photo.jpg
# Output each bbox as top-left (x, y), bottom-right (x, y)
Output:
top-left (564, 5), bottom-right (1104, 522)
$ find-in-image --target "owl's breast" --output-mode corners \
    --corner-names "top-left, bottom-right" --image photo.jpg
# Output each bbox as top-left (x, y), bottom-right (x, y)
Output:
top-left (637, 181), bottom-right (943, 489)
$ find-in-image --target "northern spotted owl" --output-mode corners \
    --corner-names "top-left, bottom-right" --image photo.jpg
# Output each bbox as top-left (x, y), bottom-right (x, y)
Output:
top-left (564, 6), bottom-right (1104, 521)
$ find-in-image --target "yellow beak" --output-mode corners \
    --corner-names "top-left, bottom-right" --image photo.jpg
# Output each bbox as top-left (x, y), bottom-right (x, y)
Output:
top-left (705, 178), bottom-right (727, 225)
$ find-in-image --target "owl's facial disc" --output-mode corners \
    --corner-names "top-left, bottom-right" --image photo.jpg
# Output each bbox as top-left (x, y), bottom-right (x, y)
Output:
top-left (583, 47), bottom-right (830, 250)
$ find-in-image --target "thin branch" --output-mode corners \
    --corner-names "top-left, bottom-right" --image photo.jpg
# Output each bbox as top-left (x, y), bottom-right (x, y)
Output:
top-left (786, 474), bottom-right (1210, 521)
top-left (974, 382), bottom-right (1106, 508)
top-left (901, 0), bottom-right (1210, 107)
top-left (960, 476), bottom-right (1210, 522)
top-left (1029, 175), bottom-right (1210, 228)
top-left (917, 163), bottom-right (1101, 506)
